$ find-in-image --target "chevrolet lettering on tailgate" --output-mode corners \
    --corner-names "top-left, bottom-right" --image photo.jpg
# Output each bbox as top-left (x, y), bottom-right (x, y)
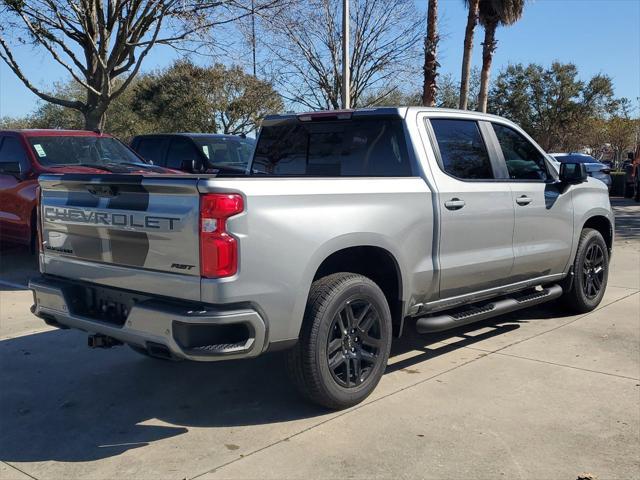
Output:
top-left (43, 206), bottom-right (181, 231)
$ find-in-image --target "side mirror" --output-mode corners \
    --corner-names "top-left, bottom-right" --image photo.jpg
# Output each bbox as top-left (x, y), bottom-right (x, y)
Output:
top-left (0, 161), bottom-right (23, 179)
top-left (559, 162), bottom-right (588, 185)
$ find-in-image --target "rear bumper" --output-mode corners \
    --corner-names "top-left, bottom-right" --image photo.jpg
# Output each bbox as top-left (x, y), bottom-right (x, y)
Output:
top-left (29, 277), bottom-right (267, 361)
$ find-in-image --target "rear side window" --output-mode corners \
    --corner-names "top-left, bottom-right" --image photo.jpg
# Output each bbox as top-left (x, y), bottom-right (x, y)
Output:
top-left (493, 124), bottom-right (548, 181)
top-left (430, 119), bottom-right (494, 180)
top-left (252, 119), bottom-right (412, 176)
top-left (135, 137), bottom-right (166, 166)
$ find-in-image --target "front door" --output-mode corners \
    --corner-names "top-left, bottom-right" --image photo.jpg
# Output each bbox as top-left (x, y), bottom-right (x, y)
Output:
top-left (490, 123), bottom-right (573, 281)
top-left (0, 136), bottom-right (33, 245)
top-left (426, 118), bottom-right (515, 299)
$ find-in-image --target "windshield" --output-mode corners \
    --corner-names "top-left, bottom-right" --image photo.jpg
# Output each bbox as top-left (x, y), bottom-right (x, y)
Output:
top-left (191, 136), bottom-right (255, 170)
top-left (552, 154), bottom-right (599, 164)
top-left (28, 136), bottom-right (144, 166)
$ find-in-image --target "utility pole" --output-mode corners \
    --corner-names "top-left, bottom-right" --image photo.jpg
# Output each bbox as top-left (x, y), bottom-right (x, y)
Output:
top-left (251, 0), bottom-right (257, 77)
top-left (341, 0), bottom-right (350, 109)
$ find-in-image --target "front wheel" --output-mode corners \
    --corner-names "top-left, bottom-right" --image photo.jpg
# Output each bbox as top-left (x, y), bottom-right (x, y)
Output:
top-left (561, 228), bottom-right (609, 313)
top-left (286, 273), bottom-right (392, 409)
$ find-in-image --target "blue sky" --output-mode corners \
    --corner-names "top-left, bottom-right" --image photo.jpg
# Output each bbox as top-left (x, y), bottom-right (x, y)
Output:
top-left (1, 0), bottom-right (639, 117)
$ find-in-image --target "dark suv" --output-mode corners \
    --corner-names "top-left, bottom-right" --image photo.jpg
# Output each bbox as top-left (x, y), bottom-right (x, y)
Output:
top-left (130, 133), bottom-right (255, 174)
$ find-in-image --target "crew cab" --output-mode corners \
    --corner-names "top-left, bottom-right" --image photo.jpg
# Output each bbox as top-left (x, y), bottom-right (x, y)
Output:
top-left (29, 108), bottom-right (614, 409)
top-left (0, 129), bottom-right (174, 250)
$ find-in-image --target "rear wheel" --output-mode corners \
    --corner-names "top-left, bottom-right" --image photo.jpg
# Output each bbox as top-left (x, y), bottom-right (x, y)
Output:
top-left (561, 228), bottom-right (609, 313)
top-left (287, 273), bottom-right (392, 409)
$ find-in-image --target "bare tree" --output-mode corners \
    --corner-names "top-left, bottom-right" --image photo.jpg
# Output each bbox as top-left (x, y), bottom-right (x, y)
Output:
top-left (422, 0), bottom-right (438, 107)
top-left (261, 0), bottom-right (424, 110)
top-left (0, 0), bottom-right (282, 130)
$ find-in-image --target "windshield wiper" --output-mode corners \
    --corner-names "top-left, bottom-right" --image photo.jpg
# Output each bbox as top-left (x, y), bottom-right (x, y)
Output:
top-left (105, 162), bottom-right (154, 169)
top-left (49, 163), bottom-right (117, 172)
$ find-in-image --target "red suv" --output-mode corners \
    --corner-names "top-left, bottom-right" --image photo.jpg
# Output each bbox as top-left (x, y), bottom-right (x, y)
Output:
top-left (0, 129), bottom-right (174, 251)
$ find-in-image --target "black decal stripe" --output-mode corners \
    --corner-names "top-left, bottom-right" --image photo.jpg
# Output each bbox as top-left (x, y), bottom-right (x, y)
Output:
top-left (66, 225), bottom-right (104, 261)
top-left (66, 191), bottom-right (100, 208)
top-left (108, 229), bottom-right (150, 266)
top-left (106, 184), bottom-right (149, 211)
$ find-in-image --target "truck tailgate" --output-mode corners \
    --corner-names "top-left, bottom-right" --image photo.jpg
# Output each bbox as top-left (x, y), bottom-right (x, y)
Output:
top-left (39, 174), bottom-right (202, 300)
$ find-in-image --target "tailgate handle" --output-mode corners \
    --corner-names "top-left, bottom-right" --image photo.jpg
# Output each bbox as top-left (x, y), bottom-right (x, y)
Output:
top-left (87, 185), bottom-right (118, 197)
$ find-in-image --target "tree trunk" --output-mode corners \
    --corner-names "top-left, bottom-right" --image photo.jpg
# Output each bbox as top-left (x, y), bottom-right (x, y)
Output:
top-left (477, 20), bottom-right (497, 113)
top-left (422, 0), bottom-right (438, 107)
top-left (83, 108), bottom-right (107, 131)
top-left (459, 0), bottom-right (479, 110)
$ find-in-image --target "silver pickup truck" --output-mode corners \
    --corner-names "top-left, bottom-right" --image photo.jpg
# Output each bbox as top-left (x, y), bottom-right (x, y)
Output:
top-left (30, 107), bottom-right (614, 409)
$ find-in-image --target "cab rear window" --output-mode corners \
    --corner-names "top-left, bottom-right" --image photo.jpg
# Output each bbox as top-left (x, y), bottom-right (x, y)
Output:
top-left (251, 119), bottom-right (413, 177)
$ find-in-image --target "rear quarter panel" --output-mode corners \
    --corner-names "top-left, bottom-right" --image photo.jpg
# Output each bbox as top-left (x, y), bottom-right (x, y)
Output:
top-left (197, 177), bottom-right (435, 343)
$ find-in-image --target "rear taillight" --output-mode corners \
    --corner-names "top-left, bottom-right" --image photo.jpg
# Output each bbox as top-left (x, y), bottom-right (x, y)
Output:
top-left (199, 193), bottom-right (244, 278)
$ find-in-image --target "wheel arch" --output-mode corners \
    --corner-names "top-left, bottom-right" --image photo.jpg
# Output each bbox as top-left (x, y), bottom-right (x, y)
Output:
top-left (582, 215), bottom-right (613, 255)
top-left (305, 241), bottom-right (406, 338)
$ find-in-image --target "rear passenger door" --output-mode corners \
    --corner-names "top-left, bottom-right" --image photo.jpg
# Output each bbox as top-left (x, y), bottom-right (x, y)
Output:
top-left (490, 123), bottom-right (573, 280)
top-left (426, 118), bottom-right (515, 299)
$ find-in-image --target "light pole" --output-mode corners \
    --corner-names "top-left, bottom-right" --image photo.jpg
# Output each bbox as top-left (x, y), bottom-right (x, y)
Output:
top-left (251, 0), bottom-right (257, 77)
top-left (341, 0), bottom-right (350, 109)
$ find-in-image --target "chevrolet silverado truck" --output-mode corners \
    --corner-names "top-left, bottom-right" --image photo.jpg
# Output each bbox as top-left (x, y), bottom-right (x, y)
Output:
top-left (30, 108), bottom-right (614, 409)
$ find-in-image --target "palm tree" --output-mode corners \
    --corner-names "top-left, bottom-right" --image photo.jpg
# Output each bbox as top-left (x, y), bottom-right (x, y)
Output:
top-left (422, 0), bottom-right (439, 107)
top-left (459, 0), bottom-right (480, 110)
top-left (477, 0), bottom-right (525, 112)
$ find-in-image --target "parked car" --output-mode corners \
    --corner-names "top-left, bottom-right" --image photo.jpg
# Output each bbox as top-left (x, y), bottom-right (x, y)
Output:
top-left (130, 133), bottom-right (255, 174)
top-left (0, 129), bottom-right (174, 250)
top-left (551, 153), bottom-right (612, 191)
top-left (30, 108), bottom-right (614, 409)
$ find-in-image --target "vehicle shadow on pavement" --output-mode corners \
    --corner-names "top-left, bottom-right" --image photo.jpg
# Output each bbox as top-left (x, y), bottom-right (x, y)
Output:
top-left (0, 328), bottom-right (319, 463)
top-left (0, 244), bottom-right (38, 289)
top-left (0, 302), bottom-right (567, 464)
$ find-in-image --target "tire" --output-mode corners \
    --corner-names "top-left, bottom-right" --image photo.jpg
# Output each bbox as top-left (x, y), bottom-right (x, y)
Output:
top-left (286, 272), bottom-right (392, 409)
top-left (561, 228), bottom-right (609, 313)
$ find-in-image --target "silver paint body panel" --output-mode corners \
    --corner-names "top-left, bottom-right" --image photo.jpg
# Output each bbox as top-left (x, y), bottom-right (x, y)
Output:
top-left (33, 108), bottom-right (614, 358)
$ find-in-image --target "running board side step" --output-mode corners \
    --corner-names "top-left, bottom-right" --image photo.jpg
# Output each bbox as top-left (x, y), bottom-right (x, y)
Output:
top-left (415, 284), bottom-right (563, 334)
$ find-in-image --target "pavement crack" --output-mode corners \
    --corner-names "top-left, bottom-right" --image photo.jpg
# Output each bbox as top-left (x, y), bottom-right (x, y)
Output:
top-left (1, 461), bottom-right (39, 480)
top-left (490, 290), bottom-right (639, 356)
top-left (491, 351), bottom-right (639, 381)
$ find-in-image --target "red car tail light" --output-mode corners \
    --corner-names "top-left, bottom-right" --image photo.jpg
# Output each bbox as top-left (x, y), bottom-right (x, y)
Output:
top-left (199, 193), bottom-right (244, 278)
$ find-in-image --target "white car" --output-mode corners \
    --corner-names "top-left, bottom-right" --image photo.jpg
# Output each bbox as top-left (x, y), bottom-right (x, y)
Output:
top-left (551, 153), bottom-right (612, 191)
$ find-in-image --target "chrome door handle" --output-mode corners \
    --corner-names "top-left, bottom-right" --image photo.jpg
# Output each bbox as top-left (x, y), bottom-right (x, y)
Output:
top-left (516, 195), bottom-right (532, 206)
top-left (444, 198), bottom-right (466, 210)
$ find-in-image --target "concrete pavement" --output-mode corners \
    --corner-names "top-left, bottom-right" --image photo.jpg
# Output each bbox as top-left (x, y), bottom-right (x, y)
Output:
top-left (0, 199), bottom-right (638, 479)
